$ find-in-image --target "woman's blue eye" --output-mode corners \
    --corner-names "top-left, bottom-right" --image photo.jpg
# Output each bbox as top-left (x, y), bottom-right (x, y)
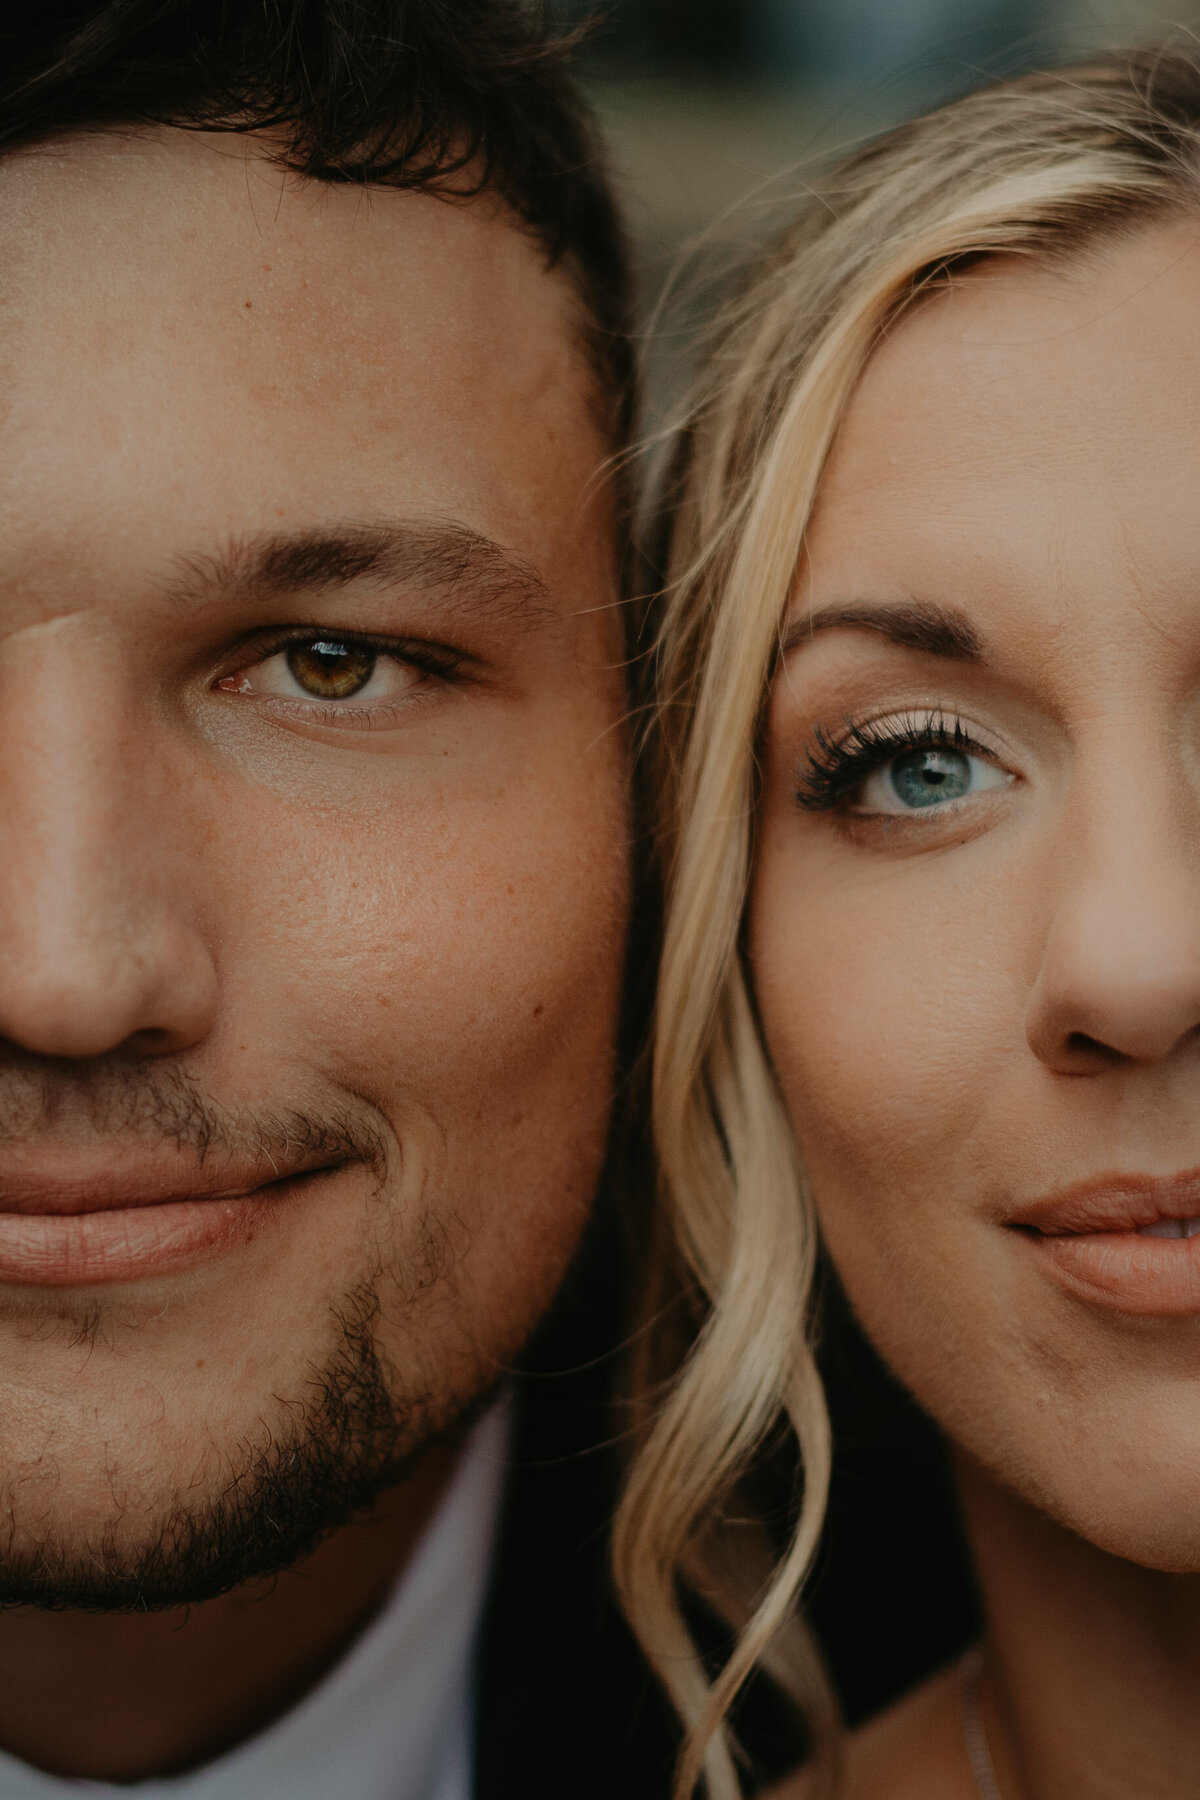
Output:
top-left (794, 715), bottom-right (1015, 815)
top-left (889, 747), bottom-right (971, 807)
top-left (858, 745), bottom-right (1007, 815)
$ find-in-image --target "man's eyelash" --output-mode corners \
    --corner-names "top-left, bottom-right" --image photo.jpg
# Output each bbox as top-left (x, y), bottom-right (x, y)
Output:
top-left (255, 628), bottom-right (465, 681)
top-left (794, 710), bottom-right (987, 812)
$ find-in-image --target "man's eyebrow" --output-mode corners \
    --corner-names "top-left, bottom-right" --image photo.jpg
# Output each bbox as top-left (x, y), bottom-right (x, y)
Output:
top-left (166, 519), bottom-right (550, 621)
top-left (781, 599), bottom-right (985, 663)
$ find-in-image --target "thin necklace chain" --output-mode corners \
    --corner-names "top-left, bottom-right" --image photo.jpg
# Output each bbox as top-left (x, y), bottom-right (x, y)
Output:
top-left (961, 1645), bottom-right (1005, 1800)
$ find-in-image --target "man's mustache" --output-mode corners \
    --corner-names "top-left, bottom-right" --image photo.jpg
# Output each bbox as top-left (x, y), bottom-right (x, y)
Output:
top-left (0, 1053), bottom-right (389, 1176)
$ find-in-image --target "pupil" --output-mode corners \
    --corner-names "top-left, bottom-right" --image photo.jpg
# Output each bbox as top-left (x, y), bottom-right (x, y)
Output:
top-left (287, 640), bottom-right (375, 700)
top-left (889, 748), bottom-right (971, 809)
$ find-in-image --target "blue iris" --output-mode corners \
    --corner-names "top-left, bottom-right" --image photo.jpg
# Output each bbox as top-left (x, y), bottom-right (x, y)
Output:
top-left (889, 747), bottom-right (972, 809)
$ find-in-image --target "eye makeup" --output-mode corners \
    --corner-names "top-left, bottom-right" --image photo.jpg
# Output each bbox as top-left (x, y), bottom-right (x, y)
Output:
top-left (794, 708), bottom-right (1001, 813)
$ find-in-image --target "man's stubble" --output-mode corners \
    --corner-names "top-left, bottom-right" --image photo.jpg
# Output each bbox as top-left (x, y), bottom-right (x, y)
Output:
top-left (0, 1056), bottom-right (483, 1612)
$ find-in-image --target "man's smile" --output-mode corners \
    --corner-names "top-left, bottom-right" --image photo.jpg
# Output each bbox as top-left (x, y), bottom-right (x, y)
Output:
top-left (0, 1154), bottom-right (346, 1285)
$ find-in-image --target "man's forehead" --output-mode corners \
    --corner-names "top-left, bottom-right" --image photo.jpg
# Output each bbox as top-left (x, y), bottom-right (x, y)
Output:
top-left (0, 126), bottom-right (616, 633)
top-left (0, 126), bottom-right (576, 359)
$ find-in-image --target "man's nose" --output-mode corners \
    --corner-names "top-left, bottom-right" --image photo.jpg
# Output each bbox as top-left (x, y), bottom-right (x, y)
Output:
top-left (0, 626), bottom-right (218, 1059)
top-left (1024, 769), bottom-right (1200, 1075)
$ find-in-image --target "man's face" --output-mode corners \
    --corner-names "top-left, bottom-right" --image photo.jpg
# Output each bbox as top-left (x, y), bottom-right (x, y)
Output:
top-left (0, 130), bottom-right (629, 1601)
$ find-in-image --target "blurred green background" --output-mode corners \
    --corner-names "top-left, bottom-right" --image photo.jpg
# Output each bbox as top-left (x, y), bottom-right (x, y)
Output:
top-left (550, 1), bottom-right (1200, 406)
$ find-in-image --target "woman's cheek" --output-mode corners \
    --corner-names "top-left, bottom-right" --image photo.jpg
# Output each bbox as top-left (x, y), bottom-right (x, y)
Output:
top-left (758, 865), bottom-right (971, 1164)
top-left (749, 837), bottom-right (1058, 1497)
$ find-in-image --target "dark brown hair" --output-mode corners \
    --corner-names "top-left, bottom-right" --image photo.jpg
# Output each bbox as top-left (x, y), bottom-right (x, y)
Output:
top-left (0, 0), bottom-right (632, 430)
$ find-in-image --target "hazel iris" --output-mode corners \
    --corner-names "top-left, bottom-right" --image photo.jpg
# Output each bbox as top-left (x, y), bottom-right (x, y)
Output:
top-left (286, 640), bottom-right (375, 699)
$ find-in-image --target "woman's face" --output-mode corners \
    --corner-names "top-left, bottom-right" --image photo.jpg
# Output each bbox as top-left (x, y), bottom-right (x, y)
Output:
top-left (750, 219), bottom-right (1200, 1570)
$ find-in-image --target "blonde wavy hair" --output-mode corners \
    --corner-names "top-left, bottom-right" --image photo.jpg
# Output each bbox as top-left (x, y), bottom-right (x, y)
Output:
top-left (614, 44), bottom-right (1200, 1800)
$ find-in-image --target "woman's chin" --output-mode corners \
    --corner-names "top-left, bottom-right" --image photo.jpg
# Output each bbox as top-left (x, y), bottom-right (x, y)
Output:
top-left (958, 1418), bottom-right (1200, 1576)
top-left (1062, 1503), bottom-right (1200, 1574)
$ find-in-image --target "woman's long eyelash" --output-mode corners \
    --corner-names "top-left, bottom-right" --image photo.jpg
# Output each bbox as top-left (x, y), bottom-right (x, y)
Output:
top-left (794, 710), bottom-right (985, 812)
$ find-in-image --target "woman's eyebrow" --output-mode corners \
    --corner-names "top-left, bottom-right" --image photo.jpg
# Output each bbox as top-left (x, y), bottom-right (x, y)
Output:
top-left (782, 598), bottom-right (984, 662)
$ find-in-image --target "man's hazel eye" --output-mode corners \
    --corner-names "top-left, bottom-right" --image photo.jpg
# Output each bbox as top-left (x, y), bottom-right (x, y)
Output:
top-left (286, 640), bottom-right (375, 699)
top-left (216, 636), bottom-right (426, 709)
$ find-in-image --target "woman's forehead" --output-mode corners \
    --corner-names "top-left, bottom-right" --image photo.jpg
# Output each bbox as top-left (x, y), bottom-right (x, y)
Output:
top-left (817, 219), bottom-right (1200, 507)
top-left (796, 217), bottom-right (1200, 664)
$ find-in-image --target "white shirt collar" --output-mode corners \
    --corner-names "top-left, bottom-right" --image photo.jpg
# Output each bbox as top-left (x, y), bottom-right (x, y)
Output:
top-left (0, 1397), bottom-right (512, 1800)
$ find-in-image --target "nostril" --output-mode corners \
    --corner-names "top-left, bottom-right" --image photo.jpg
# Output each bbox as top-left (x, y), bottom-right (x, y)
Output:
top-left (1065, 1031), bottom-right (1128, 1066)
top-left (121, 1025), bottom-right (184, 1057)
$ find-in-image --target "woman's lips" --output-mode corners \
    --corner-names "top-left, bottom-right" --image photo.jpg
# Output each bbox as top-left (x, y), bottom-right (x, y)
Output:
top-left (0, 1160), bottom-right (340, 1287)
top-left (1008, 1168), bottom-right (1200, 1316)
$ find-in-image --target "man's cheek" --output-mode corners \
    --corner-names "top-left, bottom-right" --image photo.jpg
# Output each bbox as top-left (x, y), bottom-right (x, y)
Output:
top-left (256, 819), bottom-right (617, 1077)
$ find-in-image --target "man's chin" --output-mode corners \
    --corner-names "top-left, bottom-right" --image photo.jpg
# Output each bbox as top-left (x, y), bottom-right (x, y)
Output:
top-left (0, 1284), bottom-right (474, 1614)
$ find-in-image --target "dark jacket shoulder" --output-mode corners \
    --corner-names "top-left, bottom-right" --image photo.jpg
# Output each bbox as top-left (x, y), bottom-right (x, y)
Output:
top-left (473, 1223), bottom-right (678, 1800)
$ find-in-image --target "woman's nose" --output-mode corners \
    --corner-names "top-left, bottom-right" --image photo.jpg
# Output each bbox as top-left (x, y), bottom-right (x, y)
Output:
top-left (1024, 785), bottom-right (1200, 1074)
top-left (0, 627), bottom-right (218, 1061)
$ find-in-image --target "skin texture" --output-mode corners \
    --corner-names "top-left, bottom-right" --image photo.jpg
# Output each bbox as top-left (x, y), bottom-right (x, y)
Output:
top-left (0, 130), bottom-right (629, 1776)
top-left (754, 221), bottom-right (1200, 1798)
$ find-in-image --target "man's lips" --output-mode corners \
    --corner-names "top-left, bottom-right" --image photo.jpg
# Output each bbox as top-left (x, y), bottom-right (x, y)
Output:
top-left (0, 1153), bottom-right (347, 1286)
top-left (1008, 1167), bottom-right (1200, 1315)
top-left (0, 1150), bottom-right (347, 1215)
